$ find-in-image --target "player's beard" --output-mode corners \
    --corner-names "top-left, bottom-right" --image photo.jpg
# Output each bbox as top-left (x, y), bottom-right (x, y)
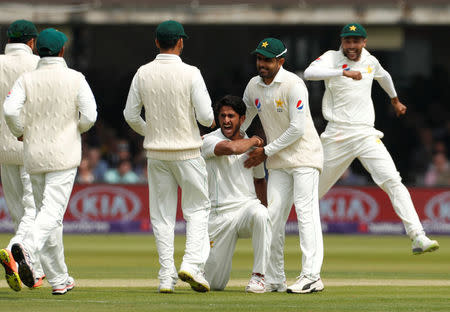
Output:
top-left (221, 123), bottom-right (240, 140)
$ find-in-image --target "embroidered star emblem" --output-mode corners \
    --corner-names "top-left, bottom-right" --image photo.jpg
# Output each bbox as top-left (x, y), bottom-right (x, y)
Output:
top-left (276, 99), bottom-right (283, 107)
top-left (367, 65), bottom-right (373, 74)
top-left (349, 25), bottom-right (357, 31)
top-left (261, 41), bottom-right (269, 48)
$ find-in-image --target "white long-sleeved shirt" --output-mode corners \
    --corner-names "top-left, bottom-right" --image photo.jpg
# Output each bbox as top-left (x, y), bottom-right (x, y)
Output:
top-left (304, 48), bottom-right (397, 127)
top-left (242, 67), bottom-right (306, 157)
top-left (124, 54), bottom-right (213, 136)
top-left (4, 57), bottom-right (97, 137)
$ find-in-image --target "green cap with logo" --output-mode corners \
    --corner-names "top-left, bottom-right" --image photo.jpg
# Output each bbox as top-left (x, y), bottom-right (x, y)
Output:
top-left (156, 20), bottom-right (188, 41)
top-left (7, 19), bottom-right (38, 40)
top-left (252, 38), bottom-right (287, 58)
top-left (340, 23), bottom-right (367, 38)
top-left (36, 28), bottom-right (68, 57)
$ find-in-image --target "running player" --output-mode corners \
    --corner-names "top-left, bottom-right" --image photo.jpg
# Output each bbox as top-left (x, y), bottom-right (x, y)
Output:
top-left (304, 23), bottom-right (439, 254)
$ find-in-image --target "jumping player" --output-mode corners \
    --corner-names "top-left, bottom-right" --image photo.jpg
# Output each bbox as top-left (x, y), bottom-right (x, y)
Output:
top-left (0, 19), bottom-right (45, 291)
top-left (202, 95), bottom-right (271, 293)
top-left (242, 38), bottom-right (325, 294)
top-left (304, 23), bottom-right (439, 254)
top-left (4, 28), bottom-right (97, 294)
top-left (124, 20), bottom-right (214, 293)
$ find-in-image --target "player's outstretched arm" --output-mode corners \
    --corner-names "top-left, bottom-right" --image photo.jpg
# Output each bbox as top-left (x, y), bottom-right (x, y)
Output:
top-left (214, 136), bottom-right (263, 156)
top-left (391, 97), bottom-right (407, 116)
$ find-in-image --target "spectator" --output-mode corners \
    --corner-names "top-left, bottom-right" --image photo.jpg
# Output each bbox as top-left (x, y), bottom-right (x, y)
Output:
top-left (87, 146), bottom-right (108, 182)
top-left (424, 152), bottom-right (450, 187)
top-left (103, 159), bottom-right (139, 184)
top-left (76, 158), bottom-right (95, 184)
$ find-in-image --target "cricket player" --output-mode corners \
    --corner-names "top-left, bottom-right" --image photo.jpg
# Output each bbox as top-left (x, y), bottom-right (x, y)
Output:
top-left (124, 20), bottom-right (214, 293)
top-left (202, 95), bottom-right (271, 293)
top-left (0, 19), bottom-right (46, 291)
top-left (303, 23), bottom-right (439, 254)
top-left (242, 38), bottom-right (324, 294)
top-left (4, 28), bottom-right (97, 295)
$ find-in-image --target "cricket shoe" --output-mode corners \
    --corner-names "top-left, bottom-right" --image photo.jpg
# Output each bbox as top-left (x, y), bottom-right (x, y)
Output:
top-left (33, 275), bottom-right (46, 289)
top-left (0, 248), bottom-right (22, 292)
top-left (52, 276), bottom-right (75, 295)
top-left (287, 276), bottom-right (324, 294)
top-left (11, 243), bottom-right (35, 288)
top-left (245, 273), bottom-right (265, 293)
top-left (178, 269), bottom-right (210, 292)
top-left (412, 235), bottom-right (439, 255)
top-left (158, 277), bottom-right (177, 293)
top-left (264, 281), bottom-right (287, 293)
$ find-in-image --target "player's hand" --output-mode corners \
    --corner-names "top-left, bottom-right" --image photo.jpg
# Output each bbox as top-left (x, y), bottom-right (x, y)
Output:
top-left (244, 147), bottom-right (266, 168)
top-left (252, 136), bottom-right (264, 147)
top-left (210, 120), bottom-right (216, 128)
top-left (391, 97), bottom-right (407, 116)
top-left (343, 70), bottom-right (362, 80)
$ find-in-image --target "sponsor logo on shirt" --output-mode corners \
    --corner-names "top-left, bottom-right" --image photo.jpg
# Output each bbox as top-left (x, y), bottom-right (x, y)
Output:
top-left (6, 91), bottom-right (11, 98)
top-left (276, 99), bottom-right (284, 112)
top-left (296, 100), bottom-right (303, 110)
top-left (255, 98), bottom-right (261, 112)
top-left (342, 64), bottom-right (350, 71)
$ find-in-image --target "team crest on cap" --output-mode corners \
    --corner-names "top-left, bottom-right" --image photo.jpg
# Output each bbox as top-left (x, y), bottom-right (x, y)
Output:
top-left (349, 25), bottom-right (357, 31)
top-left (255, 98), bottom-right (261, 111)
top-left (261, 41), bottom-right (269, 48)
top-left (296, 100), bottom-right (303, 110)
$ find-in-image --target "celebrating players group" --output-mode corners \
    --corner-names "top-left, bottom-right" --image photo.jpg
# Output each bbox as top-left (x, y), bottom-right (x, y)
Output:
top-left (0, 19), bottom-right (439, 296)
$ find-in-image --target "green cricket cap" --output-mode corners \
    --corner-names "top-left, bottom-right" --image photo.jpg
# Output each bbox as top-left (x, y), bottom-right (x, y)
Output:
top-left (156, 20), bottom-right (188, 41)
top-left (340, 23), bottom-right (367, 38)
top-left (36, 28), bottom-right (68, 57)
top-left (7, 19), bottom-right (38, 39)
top-left (252, 38), bottom-right (287, 58)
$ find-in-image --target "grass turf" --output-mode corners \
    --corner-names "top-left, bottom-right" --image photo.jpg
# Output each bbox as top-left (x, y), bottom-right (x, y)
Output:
top-left (0, 234), bottom-right (448, 311)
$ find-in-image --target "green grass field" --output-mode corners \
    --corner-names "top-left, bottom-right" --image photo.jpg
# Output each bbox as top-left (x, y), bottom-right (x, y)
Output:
top-left (0, 234), bottom-right (448, 311)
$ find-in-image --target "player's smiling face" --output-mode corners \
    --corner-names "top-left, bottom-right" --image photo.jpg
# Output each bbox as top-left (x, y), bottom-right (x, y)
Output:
top-left (341, 36), bottom-right (367, 61)
top-left (218, 105), bottom-right (245, 140)
top-left (256, 54), bottom-right (284, 84)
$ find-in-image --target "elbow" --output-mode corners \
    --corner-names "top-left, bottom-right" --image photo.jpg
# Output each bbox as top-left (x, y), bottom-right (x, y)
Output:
top-left (198, 115), bottom-right (214, 128)
top-left (303, 68), bottom-right (314, 80)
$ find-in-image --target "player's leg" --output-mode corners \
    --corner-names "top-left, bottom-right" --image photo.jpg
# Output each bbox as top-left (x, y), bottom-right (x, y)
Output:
top-left (173, 157), bottom-right (211, 292)
top-left (147, 158), bottom-right (178, 291)
top-left (236, 202), bottom-right (270, 293)
top-left (265, 169), bottom-right (293, 291)
top-left (204, 215), bottom-right (237, 290)
top-left (319, 135), bottom-right (355, 198)
top-left (30, 168), bottom-right (76, 293)
top-left (357, 136), bottom-right (439, 254)
top-left (287, 167), bottom-right (324, 294)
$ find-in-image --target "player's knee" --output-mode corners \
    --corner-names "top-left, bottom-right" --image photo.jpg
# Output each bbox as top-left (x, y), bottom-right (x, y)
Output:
top-left (252, 207), bottom-right (269, 225)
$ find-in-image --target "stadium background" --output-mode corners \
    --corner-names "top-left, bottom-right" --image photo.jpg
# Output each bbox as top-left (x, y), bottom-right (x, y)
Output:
top-left (0, 0), bottom-right (449, 235)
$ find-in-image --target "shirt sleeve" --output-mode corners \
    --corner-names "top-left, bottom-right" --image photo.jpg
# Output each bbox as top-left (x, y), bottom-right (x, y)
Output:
top-left (3, 76), bottom-right (26, 137)
top-left (304, 51), bottom-right (342, 81)
top-left (263, 82), bottom-right (307, 157)
top-left (240, 83), bottom-right (258, 132)
top-left (123, 72), bottom-right (147, 136)
top-left (373, 60), bottom-right (398, 99)
top-left (77, 78), bottom-right (97, 133)
top-left (201, 134), bottom-right (224, 159)
top-left (191, 69), bottom-right (214, 127)
top-left (253, 162), bottom-right (266, 179)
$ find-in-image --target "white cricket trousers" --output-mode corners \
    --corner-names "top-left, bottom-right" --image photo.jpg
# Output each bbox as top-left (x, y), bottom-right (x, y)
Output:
top-left (1, 164), bottom-right (44, 277)
top-left (147, 157), bottom-right (210, 282)
top-left (204, 201), bottom-right (271, 290)
top-left (319, 125), bottom-right (425, 239)
top-left (27, 168), bottom-right (77, 287)
top-left (266, 167), bottom-right (323, 284)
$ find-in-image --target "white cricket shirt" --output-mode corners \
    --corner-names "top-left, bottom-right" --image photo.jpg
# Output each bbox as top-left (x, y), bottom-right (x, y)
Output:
top-left (202, 129), bottom-right (265, 214)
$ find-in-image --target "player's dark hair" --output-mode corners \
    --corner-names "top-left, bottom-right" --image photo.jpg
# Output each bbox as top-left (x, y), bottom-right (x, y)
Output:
top-left (157, 38), bottom-right (179, 50)
top-left (214, 95), bottom-right (247, 122)
top-left (8, 36), bottom-right (35, 44)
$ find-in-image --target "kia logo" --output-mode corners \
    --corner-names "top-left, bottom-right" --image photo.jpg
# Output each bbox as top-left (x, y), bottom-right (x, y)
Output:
top-left (69, 186), bottom-right (142, 221)
top-left (425, 191), bottom-right (450, 222)
top-left (320, 188), bottom-right (379, 222)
